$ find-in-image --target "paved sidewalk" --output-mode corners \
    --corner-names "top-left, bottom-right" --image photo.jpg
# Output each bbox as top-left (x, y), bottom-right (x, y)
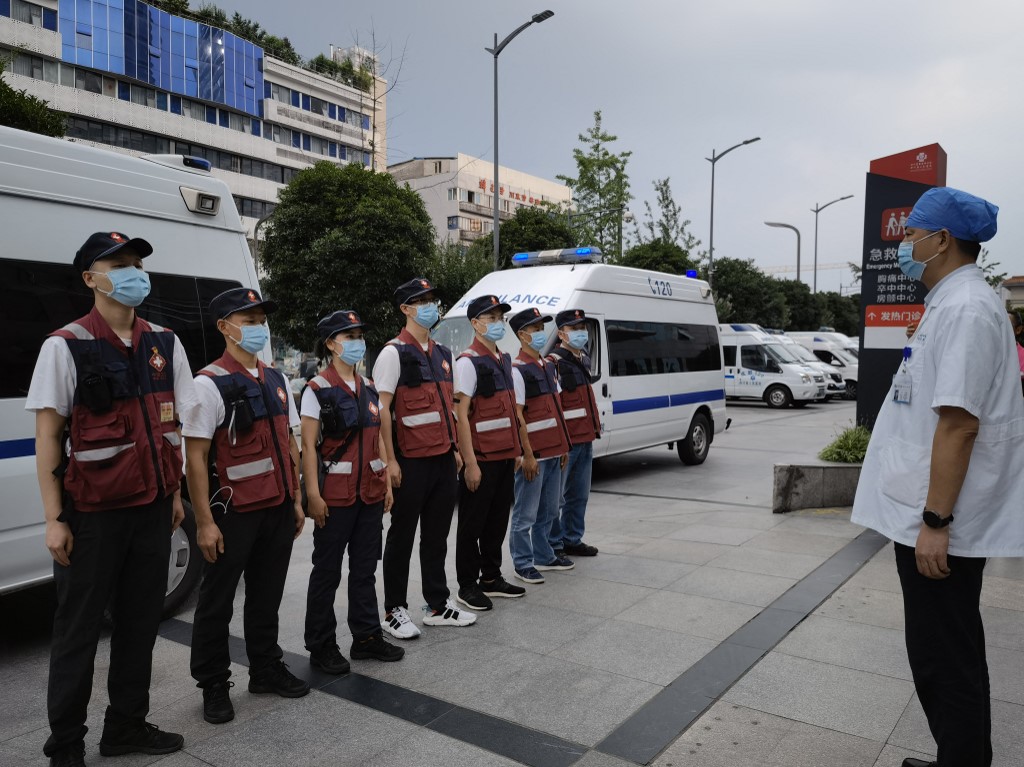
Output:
top-left (2, 402), bottom-right (1022, 766)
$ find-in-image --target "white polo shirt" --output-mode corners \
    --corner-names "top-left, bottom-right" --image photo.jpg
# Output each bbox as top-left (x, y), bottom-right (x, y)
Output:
top-left (851, 264), bottom-right (1024, 557)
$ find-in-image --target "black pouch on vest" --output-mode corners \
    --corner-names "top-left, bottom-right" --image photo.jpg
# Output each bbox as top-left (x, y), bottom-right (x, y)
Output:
top-left (476, 366), bottom-right (497, 398)
top-left (558, 361), bottom-right (578, 392)
top-left (524, 373), bottom-right (543, 399)
top-left (399, 352), bottom-right (424, 387)
top-left (79, 370), bottom-right (113, 413)
top-left (225, 384), bottom-right (255, 433)
top-left (319, 398), bottom-right (344, 438)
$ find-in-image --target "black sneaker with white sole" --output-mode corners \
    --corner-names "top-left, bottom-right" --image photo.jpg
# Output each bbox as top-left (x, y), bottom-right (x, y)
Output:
top-left (479, 575), bottom-right (526, 598)
top-left (456, 585), bottom-right (493, 611)
top-left (536, 554), bottom-right (575, 571)
top-left (350, 633), bottom-right (405, 662)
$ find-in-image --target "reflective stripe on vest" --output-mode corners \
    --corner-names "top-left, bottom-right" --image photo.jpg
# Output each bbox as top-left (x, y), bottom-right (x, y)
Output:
top-left (563, 408), bottom-right (587, 420)
top-left (74, 442), bottom-right (135, 462)
top-left (476, 417), bottom-right (513, 432)
top-left (526, 418), bottom-right (558, 432)
top-left (225, 457), bottom-right (275, 481)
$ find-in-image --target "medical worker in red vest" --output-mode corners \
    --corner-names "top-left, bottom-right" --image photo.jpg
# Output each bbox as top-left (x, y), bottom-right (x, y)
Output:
top-left (183, 287), bottom-right (307, 726)
top-left (508, 308), bottom-right (574, 584)
top-left (302, 310), bottom-right (404, 673)
top-left (454, 295), bottom-right (526, 612)
top-left (374, 278), bottom-right (477, 636)
top-left (28, 232), bottom-right (197, 767)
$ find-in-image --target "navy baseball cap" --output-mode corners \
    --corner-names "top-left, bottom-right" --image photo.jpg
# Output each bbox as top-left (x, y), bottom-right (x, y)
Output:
top-left (509, 307), bottom-right (552, 334)
top-left (74, 231), bottom-right (153, 272)
top-left (467, 294), bottom-right (512, 320)
top-left (555, 309), bottom-right (588, 328)
top-left (394, 277), bottom-right (440, 305)
top-left (208, 287), bottom-right (278, 322)
top-left (318, 309), bottom-right (369, 339)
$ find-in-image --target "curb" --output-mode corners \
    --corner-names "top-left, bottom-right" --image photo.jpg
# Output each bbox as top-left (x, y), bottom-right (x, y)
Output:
top-left (773, 462), bottom-right (862, 513)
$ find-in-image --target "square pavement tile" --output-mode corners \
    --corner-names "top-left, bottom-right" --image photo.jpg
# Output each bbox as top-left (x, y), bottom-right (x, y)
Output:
top-left (982, 575), bottom-right (1024, 611)
top-left (569, 751), bottom-right (636, 767)
top-left (599, 519), bottom-right (692, 540)
top-left (547, 618), bottom-right (717, 685)
top-left (980, 606), bottom-right (1024, 652)
top-left (722, 652), bottom-right (915, 742)
top-left (774, 615), bottom-right (912, 681)
top-left (988, 645), bottom-right (1024, 705)
top-left (653, 702), bottom-right (793, 766)
top-left (666, 524), bottom-right (763, 546)
top-left (577, 533), bottom-right (650, 555)
top-left (771, 513), bottom-right (866, 540)
top-left (525, 575), bottom-right (656, 619)
top-left (873, 743), bottom-right (936, 766)
top-left (843, 560), bottom-right (903, 594)
top-left (665, 565), bottom-right (798, 608)
top-left (462, 600), bottom-right (607, 655)
top-left (706, 547), bottom-right (826, 580)
top-left (360, 726), bottom-right (526, 767)
top-left (682, 508), bottom-right (785, 531)
top-left (624, 538), bottom-right (734, 566)
top-left (743, 529), bottom-right (851, 558)
top-left (985, 557), bottom-right (1024, 582)
top-left (615, 590), bottom-right (761, 642)
top-left (559, 553), bottom-right (697, 589)
top-left (764, 720), bottom-right (884, 767)
top-left (813, 584), bottom-right (905, 631)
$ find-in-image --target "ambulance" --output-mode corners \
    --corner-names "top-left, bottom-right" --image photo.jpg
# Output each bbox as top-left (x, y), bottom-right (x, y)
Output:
top-left (0, 126), bottom-right (260, 614)
top-left (433, 248), bottom-right (728, 465)
top-left (786, 333), bottom-right (860, 400)
top-left (718, 324), bottom-right (826, 408)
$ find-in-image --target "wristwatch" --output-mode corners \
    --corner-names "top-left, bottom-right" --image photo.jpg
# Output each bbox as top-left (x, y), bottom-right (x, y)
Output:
top-left (922, 508), bottom-right (953, 528)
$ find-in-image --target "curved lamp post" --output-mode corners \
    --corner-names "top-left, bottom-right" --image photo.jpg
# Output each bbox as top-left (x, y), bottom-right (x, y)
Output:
top-left (811, 194), bottom-right (853, 293)
top-left (706, 136), bottom-right (760, 286)
top-left (764, 221), bottom-right (801, 282)
top-left (486, 10), bottom-right (554, 271)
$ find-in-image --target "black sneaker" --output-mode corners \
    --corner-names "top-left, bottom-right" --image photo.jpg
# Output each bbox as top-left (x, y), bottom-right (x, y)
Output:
top-left (480, 575), bottom-right (526, 598)
top-left (202, 680), bottom-right (235, 724)
top-left (310, 644), bottom-right (351, 675)
top-left (456, 584), bottom-right (493, 611)
top-left (350, 634), bottom-right (405, 662)
top-left (248, 660), bottom-right (310, 698)
top-left (98, 721), bottom-right (184, 756)
top-left (49, 742), bottom-right (85, 767)
top-left (563, 542), bottom-right (599, 556)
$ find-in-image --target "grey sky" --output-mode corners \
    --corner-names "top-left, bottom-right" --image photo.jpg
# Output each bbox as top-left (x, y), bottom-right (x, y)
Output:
top-left (220, 0), bottom-right (1024, 294)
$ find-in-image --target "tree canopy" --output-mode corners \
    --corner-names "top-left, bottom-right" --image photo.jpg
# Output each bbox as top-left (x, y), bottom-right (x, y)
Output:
top-left (467, 206), bottom-right (575, 271)
top-left (615, 239), bottom-right (694, 274)
top-left (259, 162), bottom-right (434, 355)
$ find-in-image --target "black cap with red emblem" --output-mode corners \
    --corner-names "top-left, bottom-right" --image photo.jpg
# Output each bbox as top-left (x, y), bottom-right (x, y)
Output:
top-left (509, 307), bottom-right (553, 333)
top-left (393, 277), bottom-right (440, 306)
top-left (466, 294), bottom-right (512, 320)
top-left (317, 309), bottom-right (369, 339)
top-left (74, 231), bottom-right (153, 272)
top-left (555, 309), bottom-right (587, 328)
top-left (208, 286), bottom-right (279, 322)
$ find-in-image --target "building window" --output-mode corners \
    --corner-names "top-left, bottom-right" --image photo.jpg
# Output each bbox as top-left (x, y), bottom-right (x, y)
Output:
top-left (74, 68), bottom-right (102, 94)
top-left (11, 0), bottom-right (42, 27)
top-left (433, 161), bottom-right (442, 174)
top-left (447, 188), bottom-right (457, 201)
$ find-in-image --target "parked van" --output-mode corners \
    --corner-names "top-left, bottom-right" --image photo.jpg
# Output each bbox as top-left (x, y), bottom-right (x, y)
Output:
top-left (787, 333), bottom-right (860, 399)
top-left (775, 335), bottom-right (847, 400)
top-left (432, 249), bottom-right (727, 465)
top-left (719, 325), bottom-right (826, 408)
top-left (0, 126), bottom-right (261, 614)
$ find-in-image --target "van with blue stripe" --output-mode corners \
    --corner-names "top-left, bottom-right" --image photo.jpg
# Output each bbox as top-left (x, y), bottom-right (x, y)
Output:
top-left (433, 250), bottom-right (728, 466)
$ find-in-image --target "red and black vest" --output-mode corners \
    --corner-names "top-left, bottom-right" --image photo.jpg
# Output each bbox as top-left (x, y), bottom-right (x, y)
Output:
top-left (199, 353), bottom-right (296, 513)
top-left (388, 327), bottom-right (457, 458)
top-left (514, 351), bottom-right (572, 459)
top-left (53, 307), bottom-right (182, 512)
top-left (459, 338), bottom-right (522, 461)
top-left (547, 346), bottom-right (602, 445)
top-left (306, 366), bottom-right (387, 507)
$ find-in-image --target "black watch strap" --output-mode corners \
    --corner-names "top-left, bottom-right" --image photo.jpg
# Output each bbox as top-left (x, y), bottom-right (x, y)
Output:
top-left (922, 509), bottom-right (953, 528)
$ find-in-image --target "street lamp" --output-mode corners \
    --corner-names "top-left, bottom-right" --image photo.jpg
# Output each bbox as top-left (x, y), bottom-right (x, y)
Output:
top-left (486, 10), bottom-right (554, 271)
top-left (811, 194), bottom-right (853, 293)
top-left (706, 136), bottom-right (760, 286)
top-left (764, 222), bottom-right (801, 282)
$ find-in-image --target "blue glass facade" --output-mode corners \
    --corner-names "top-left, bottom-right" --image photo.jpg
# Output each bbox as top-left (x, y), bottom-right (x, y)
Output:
top-left (55, 0), bottom-right (263, 117)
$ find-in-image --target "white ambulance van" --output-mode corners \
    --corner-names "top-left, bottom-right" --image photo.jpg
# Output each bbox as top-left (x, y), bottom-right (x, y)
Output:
top-left (775, 335), bottom-right (847, 400)
top-left (432, 249), bottom-right (727, 465)
top-left (787, 333), bottom-right (860, 399)
top-left (0, 126), bottom-right (261, 615)
top-left (719, 325), bottom-right (826, 408)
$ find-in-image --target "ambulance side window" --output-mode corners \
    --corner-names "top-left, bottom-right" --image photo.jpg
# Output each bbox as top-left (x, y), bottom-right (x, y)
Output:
top-left (741, 345), bottom-right (769, 372)
top-left (723, 346), bottom-right (736, 366)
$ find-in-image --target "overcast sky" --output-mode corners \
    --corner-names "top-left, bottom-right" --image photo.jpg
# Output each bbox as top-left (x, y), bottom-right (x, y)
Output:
top-left (221, 0), bottom-right (1023, 294)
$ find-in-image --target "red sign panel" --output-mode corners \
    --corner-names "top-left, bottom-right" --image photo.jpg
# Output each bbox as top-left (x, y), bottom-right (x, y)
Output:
top-left (869, 144), bottom-right (947, 186)
top-left (880, 206), bottom-right (914, 241)
top-left (864, 304), bottom-right (924, 327)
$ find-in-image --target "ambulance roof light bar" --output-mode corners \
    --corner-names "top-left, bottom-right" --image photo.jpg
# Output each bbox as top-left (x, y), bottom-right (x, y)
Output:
top-left (511, 246), bottom-right (604, 267)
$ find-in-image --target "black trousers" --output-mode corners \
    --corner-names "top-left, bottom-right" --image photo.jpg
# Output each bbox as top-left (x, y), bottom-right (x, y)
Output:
top-left (305, 499), bottom-right (384, 649)
top-left (894, 542), bottom-right (992, 767)
top-left (190, 499), bottom-right (295, 687)
top-left (382, 450), bottom-right (457, 612)
top-left (44, 497), bottom-right (172, 757)
top-left (455, 459), bottom-right (515, 587)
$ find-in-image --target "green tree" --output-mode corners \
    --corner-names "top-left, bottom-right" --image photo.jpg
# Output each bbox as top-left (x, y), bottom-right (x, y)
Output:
top-left (259, 162), bottom-right (434, 355)
top-left (0, 56), bottom-right (66, 137)
top-left (261, 34), bottom-right (302, 67)
top-left (557, 110), bottom-right (631, 256)
top-left (711, 257), bottom-right (789, 328)
top-left (616, 238), bottom-right (693, 274)
top-left (468, 206), bottom-right (575, 270)
top-left (776, 279), bottom-right (821, 330)
top-left (816, 291), bottom-right (860, 336)
top-left (418, 240), bottom-right (492, 312)
top-left (192, 3), bottom-right (228, 27)
top-left (632, 177), bottom-right (702, 251)
top-left (229, 12), bottom-right (263, 43)
top-left (150, 0), bottom-right (191, 14)
top-left (978, 247), bottom-right (1007, 289)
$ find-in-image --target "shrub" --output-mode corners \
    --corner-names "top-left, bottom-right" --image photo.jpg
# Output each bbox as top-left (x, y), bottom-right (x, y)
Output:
top-left (818, 425), bottom-right (871, 463)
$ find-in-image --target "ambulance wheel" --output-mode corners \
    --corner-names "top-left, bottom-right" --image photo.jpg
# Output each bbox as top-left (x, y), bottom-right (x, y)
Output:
top-left (678, 413), bottom-right (711, 465)
top-left (844, 381), bottom-right (858, 400)
top-left (765, 385), bottom-right (792, 409)
top-left (163, 500), bottom-right (202, 619)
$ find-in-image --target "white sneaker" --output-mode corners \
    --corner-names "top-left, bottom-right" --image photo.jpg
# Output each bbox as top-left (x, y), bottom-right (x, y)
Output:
top-left (421, 599), bottom-right (477, 627)
top-left (381, 606), bottom-right (421, 640)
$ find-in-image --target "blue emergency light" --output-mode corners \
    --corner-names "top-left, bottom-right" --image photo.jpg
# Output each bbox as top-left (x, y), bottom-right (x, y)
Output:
top-left (686, 269), bottom-right (698, 278)
top-left (510, 247), bottom-right (604, 268)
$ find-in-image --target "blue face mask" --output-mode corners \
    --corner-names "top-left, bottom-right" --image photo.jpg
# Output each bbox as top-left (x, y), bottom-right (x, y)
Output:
top-left (93, 266), bottom-right (151, 307)
top-left (413, 302), bottom-right (439, 329)
top-left (482, 322), bottom-right (505, 342)
top-left (337, 338), bottom-right (366, 366)
top-left (897, 230), bottom-right (942, 282)
top-left (228, 322), bottom-right (269, 355)
top-left (567, 329), bottom-right (589, 350)
top-left (527, 331), bottom-right (547, 351)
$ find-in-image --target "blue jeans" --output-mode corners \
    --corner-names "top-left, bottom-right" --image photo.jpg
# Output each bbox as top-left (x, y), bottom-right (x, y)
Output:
top-left (510, 457), bottom-right (563, 571)
top-left (550, 440), bottom-right (594, 549)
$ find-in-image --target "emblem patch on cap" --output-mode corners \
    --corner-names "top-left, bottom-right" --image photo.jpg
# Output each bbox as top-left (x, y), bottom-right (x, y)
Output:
top-left (348, 312), bottom-right (357, 322)
top-left (110, 232), bottom-right (124, 242)
top-left (575, 310), bottom-right (582, 318)
top-left (149, 347), bottom-right (166, 372)
top-left (276, 386), bottom-right (287, 406)
top-left (533, 308), bottom-right (540, 316)
top-left (247, 290), bottom-right (258, 302)
top-left (490, 296), bottom-right (498, 304)
top-left (420, 280), bottom-right (430, 289)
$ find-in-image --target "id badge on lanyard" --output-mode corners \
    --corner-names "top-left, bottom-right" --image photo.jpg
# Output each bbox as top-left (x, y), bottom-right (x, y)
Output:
top-left (893, 346), bottom-right (912, 404)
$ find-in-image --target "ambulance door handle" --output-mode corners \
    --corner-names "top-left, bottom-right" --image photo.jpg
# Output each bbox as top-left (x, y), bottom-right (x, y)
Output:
top-left (602, 383), bottom-right (609, 398)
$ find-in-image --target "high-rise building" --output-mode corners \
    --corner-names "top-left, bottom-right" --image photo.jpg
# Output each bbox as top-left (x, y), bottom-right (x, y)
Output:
top-left (388, 153), bottom-right (571, 247)
top-left (0, 0), bottom-right (386, 238)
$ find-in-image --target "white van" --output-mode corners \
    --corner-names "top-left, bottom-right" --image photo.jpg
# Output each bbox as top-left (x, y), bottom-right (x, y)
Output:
top-left (432, 250), bottom-right (728, 465)
top-left (719, 325), bottom-right (826, 408)
top-left (775, 335), bottom-right (847, 400)
top-left (0, 126), bottom-right (260, 614)
top-left (787, 333), bottom-right (860, 399)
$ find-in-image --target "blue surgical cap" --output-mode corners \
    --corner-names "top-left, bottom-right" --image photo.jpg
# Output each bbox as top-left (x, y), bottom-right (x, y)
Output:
top-left (905, 187), bottom-right (999, 243)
